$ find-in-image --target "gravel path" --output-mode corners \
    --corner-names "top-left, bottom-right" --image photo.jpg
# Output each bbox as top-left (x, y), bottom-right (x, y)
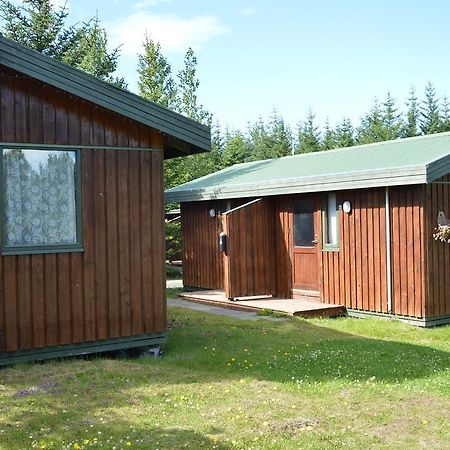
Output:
top-left (167, 298), bottom-right (286, 321)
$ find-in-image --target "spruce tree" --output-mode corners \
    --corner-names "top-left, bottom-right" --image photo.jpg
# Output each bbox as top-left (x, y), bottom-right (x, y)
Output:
top-left (137, 34), bottom-right (176, 108)
top-left (266, 111), bottom-right (293, 157)
top-left (322, 119), bottom-right (336, 150)
top-left (334, 118), bottom-right (354, 148)
top-left (176, 47), bottom-right (211, 124)
top-left (420, 81), bottom-right (442, 134)
top-left (402, 87), bottom-right (420, 137)
top-left (296, 109), bottom-right (321, 153)
top-left (0, 0), bottom-right (124, 84)
top-left (247, 118), bottom-right (270, 160)
top-left (73, 16), bottom-right (126, 88)
top-left (221, 130), bottom-right (248, 167)
top-left (357, 98), bottom-right (385, 144)
top-left (440, 97), bottom-right (450, 132)
top-left (381, 92), bottom-right (401, 140)
top-left (0, 0), bottom-right (74, 57)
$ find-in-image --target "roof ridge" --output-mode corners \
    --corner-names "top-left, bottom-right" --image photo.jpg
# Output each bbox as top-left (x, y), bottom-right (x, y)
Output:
top-left (242, 131), bottom-right (450, 166)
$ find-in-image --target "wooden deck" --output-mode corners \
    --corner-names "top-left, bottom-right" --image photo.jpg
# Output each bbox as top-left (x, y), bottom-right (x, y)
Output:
top-left (179, 290), bottom-right (346, 318)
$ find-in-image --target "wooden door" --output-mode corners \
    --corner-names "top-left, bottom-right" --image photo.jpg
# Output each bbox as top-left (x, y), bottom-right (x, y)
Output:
top-left (291, 196), bottom-right (321, 293)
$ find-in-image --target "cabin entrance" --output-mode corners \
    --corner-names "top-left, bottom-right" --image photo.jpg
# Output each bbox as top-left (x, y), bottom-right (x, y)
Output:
top-left (290, 196), bottom-right (321, 294)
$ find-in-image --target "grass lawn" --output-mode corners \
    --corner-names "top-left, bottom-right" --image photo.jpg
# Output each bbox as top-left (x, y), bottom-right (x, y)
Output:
top-left (1, 308), bottom-right (450, 450)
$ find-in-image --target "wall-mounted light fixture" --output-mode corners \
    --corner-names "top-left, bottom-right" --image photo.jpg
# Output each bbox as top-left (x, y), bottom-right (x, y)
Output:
top-left (209, 208), bottom-right (216, 218)
top-left (342, 201), bottom-right (352, 214)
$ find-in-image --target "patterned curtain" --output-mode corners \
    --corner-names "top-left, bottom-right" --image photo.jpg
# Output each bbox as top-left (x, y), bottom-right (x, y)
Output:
top-left (3, 149), bottom-right (77, 247)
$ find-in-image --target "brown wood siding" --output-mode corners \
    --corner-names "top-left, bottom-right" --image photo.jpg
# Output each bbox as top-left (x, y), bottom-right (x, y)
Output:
top-left (321, 187), bottom-right (425, 316)
top-left (425, 175), bottom-right (450, 317)
top-left (0, 66), bottom-right (154, 149)
top-left (179, 185), bottom-right (430, 318)
top-left (273, 198), bottom-right (292, 298)
top-left (181, 201), bottom-right (224, 289)
top-left (0, 68), bottom-right (166, 353)
top-left (275, 187), bottom-right (426, 316)
top-left (223, 199), bottom-right (275, 298)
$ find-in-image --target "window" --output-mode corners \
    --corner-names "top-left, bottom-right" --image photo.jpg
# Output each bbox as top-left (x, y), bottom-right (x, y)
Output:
top-left (323, 193), bottom-right (339, 251)
top-left (2, 148), bottom-right (82, 254)
top-left (293, 200), bottom-right (315, 247)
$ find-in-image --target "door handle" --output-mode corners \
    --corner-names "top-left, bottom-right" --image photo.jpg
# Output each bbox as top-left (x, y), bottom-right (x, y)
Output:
top-left (312, 239), bottom-right (318, 244)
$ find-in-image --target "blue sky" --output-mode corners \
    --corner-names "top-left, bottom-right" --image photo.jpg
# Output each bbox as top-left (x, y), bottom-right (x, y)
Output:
top-left (63, 0), bottom-right (450, 130)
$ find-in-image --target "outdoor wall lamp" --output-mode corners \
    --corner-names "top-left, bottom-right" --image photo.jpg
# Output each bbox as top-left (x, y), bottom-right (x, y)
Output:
top-left (342, 201), bottom-right (352, 214)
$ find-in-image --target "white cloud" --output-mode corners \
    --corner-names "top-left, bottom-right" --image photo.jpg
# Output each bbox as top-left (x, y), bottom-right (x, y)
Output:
top-left (133, 0), bottom-right (172, 9)
top-left (240, 6), bottom-right (256, 15)
top-left (108, 12), bottom-right (228, 56)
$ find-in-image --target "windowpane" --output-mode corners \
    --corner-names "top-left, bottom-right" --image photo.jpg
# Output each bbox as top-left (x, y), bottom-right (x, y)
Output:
top-left (326, 193), bottom-right (338, 245)
top-left (293, 200), bottom-right (314, 247)
top-left (3, 149), bottom-right (77, 247)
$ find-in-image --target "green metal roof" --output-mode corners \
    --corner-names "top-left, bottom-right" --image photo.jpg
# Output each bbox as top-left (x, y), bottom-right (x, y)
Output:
top-left (165, 132), bottom-right (450, 202)
top-left (0, 35), bottom-right (210, 158)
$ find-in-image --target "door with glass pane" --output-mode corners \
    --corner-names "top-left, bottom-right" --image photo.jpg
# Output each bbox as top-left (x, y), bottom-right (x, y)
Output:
top-left (290, 196), bottom-right (321, 293)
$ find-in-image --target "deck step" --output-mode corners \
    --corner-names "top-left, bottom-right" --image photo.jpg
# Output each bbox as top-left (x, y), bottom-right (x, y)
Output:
top-left (178, 290), bottom-right (346, 318)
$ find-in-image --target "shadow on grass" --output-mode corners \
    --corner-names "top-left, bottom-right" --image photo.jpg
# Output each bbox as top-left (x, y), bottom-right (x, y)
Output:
top-left (160, 308), bottom-right (450, 385)
top-left (1, 415), bottom-right (231, 450)
top-left (2, 309), bottom-right (450, 448)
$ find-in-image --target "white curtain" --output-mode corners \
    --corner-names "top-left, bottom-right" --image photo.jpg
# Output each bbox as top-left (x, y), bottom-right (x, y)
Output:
top-left (3, 149), bottom-right (77, 247)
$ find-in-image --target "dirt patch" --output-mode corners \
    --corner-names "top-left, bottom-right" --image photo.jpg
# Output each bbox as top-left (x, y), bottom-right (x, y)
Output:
top-left (271, 417), bottom-right (319, 434)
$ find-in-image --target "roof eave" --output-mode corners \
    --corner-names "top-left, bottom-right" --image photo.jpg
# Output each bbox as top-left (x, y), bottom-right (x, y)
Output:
top-left (0, 36), bottom-right (211, 157)
top-left (164, 166), bottom-right (428, 203)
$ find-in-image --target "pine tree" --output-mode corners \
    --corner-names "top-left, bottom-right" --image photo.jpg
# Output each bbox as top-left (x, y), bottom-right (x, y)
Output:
top-left (221, 130), bottom-right (248, 167)
top-left (247, 118), bottom-right (270, 160)
top-left (420, 81), bottom-right (442, 134)
top-left (334, 118), bottom-right (354, 148)
top-left (296, 109), bottom-right (321, 153)
top-left (73, 16), bottom-right (126, 88)
top-left (357, 98), bottom-right (385, 144)
top-left (176, 47), bottom-right (211, 124)
top-left (266, 110), bottom-right (293, 157)
top-left (381, 92), bottom-right (401, 140)
top-left (209, 121), bottom-right (224, 169)
top-left (440, 96), bottom-right (450, 132)
top-left (0, 0), bottom-right (123, 84)
top-left (321, 119), bottom-right (336, 150)
top-left (0, 0), bottom-right (74, 57)
top-left (137, 34), bottom-right (176, 107)
top-left (402, 87), bottom-right (420, 137)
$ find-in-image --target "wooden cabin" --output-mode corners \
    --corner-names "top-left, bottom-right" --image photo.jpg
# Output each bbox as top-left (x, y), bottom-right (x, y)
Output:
top-left (0, 36), bottom-right (210, 365)
top-left (165, 133), bottom-right (450, 326)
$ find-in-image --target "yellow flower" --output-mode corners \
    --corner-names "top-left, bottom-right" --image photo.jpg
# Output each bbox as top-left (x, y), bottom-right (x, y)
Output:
top-left (73, 444), bottom-right (81, 450)
top-left (126, 441), bottom-right (132, 447)
top-left (83, 440), bottom-right (90, 445)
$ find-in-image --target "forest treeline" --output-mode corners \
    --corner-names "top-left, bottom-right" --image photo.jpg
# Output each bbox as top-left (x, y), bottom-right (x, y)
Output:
top-left (2, 1), bottom-right (450, 191)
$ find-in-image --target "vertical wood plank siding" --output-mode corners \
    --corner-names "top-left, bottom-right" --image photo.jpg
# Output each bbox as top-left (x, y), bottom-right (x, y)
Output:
top-left (181, 201), bottom-right (224, 289)
top-left (0, 66), bottom-right (165, 352)
top-left (425, 175), bottom-right (450, 317)
top-left (223, 199), bottom-right (275, 298)
top-left (180, 186), bottom-right (430, 318)
top-left (276, 187), bottom-right (426, 316)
